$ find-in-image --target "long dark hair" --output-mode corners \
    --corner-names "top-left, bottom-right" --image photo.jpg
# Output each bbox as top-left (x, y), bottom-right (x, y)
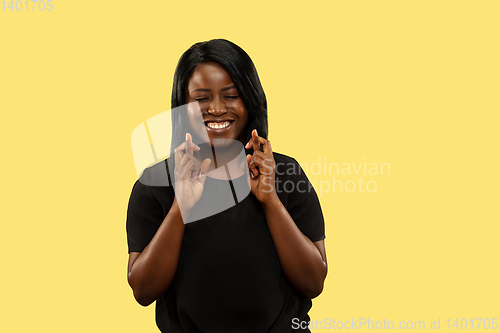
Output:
top-left (170, 39), bottom-right (268, 154)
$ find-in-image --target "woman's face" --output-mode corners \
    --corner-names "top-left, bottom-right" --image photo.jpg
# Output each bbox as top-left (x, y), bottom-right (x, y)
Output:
top-left (186, 62), bottom-right (248, 146)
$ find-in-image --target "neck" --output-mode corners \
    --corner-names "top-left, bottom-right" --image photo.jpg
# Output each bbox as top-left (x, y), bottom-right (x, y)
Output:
top-left (196, 141), bottom-right (247, 179)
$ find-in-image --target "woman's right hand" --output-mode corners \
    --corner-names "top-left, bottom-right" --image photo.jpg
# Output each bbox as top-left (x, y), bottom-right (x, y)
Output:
top-left (174, 133), bottom-right (211, 218)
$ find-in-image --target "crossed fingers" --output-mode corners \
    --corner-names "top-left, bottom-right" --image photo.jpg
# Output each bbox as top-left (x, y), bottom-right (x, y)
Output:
top-left (245, 129), bottom-right (273, 178)
top-left (174, 133), bottom-right (203, 179)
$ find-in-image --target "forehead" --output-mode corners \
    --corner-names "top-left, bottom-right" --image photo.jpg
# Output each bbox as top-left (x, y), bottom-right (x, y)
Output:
top-left (187, 62), bottom-right (234, 89)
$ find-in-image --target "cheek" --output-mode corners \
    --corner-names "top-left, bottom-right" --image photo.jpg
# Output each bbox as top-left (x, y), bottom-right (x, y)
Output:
top-left (186, 103), bottom-right (208, 142)
top-left (236, 108), bottom-right (248, 139)
top-left (239, 112), bottom-right (248, 131)
top-left (187, 103), bottom-right (200, 121)
top-left (239, 104), bottom-right (248, 123)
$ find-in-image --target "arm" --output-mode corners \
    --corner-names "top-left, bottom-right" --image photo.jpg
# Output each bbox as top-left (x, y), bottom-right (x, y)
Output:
top-left (127, 198), bottom-right (185, 306)
top-left (261, 197), bottom-right (327, 299)
top-left (127, 133), bottom-right (211, 306)
top-left (246, 130), bottom-right (327, 299)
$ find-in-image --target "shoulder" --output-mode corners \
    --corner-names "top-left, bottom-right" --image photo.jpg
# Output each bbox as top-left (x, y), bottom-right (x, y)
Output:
top-left (272, 152), bottom-right (326, 242)
top-left (272, 151), bottom-right (299, 164)
top-left (272, 152), bottom-right (306, 179)
top-left (271, 152), bottom-right (316, 202)
top-left (138, 158), bottom-right (173, 187)
top-left (133, 158), bottom-right (175, 213)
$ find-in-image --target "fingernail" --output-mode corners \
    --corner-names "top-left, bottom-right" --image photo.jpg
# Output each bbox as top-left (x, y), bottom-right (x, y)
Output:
top-left (255, 129), bottom-right (258, 136)
top-left (185, 133), bottom-right (188, 140)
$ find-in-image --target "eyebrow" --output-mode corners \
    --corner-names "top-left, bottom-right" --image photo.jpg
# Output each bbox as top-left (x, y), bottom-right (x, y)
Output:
top-left (190, 85), bottom-right (237, 93)
top-left (221, 85), bottom-right (236, 92)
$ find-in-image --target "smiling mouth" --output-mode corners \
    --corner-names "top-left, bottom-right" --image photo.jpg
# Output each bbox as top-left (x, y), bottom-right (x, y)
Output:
top-left (204, 120), bottom-right (234, 131)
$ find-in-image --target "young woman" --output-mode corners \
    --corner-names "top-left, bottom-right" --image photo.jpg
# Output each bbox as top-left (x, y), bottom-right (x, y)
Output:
top-left (126, 39), bottom-right (327, 332)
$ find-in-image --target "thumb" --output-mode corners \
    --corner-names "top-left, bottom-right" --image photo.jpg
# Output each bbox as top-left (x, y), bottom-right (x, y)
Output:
top-left (196, 158), bottom-right (211, 185)
top-left (201, 158), bottom-right (211, 174)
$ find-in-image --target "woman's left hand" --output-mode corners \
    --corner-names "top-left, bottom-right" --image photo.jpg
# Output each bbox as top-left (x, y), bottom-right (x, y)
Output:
top-left (245, 129), bottom-right (278, 204)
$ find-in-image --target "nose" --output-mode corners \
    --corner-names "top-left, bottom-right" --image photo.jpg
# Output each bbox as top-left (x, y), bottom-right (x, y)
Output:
top-left (208, 99), bottom-right (227, 116)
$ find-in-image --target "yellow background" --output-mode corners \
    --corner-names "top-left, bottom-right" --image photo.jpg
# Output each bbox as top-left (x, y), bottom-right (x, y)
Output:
top-left (1, 0), bottom-right (499, 332)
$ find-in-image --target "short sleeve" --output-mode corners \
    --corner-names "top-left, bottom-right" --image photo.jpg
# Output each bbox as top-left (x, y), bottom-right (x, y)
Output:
top-left (126, 179), bottom-right (165, 253)
top-left (277, 155), bottom-right (326, 243)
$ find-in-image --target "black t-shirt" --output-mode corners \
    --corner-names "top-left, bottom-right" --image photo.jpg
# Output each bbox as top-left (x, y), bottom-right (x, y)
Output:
top-left (126, 152), bottom-right (325, 333)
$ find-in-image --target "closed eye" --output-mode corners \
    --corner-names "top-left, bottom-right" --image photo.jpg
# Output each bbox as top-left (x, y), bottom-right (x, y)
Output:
top-left (195, 98), bottom-right (209, 101)
top-left (225, 96), bottom-right (238, 99)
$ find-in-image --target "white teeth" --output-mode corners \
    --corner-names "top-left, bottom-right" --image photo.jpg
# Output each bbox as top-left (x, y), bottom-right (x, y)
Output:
top-left (206, 121), bottom-right (231, 129)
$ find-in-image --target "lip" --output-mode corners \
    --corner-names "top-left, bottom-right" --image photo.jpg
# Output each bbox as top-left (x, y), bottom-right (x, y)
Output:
top-left (204, 119), bottom-right (234, 134)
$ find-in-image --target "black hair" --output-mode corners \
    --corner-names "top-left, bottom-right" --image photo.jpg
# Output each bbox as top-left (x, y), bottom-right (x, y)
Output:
top-left (170, 39), bottom-right (268, 153)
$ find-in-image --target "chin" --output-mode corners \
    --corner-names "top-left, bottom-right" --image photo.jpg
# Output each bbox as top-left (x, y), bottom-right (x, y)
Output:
top-left (209, 138), bottom-right (243, 149)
